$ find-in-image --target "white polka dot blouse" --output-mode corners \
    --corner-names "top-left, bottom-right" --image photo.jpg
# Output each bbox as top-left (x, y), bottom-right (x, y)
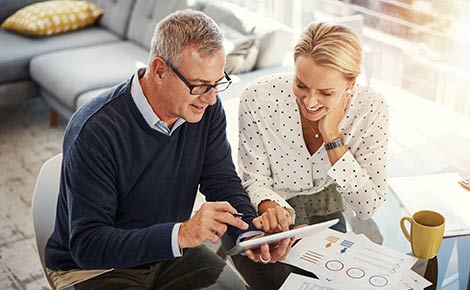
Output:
top-left (238, 73), bottom-right (389, 220)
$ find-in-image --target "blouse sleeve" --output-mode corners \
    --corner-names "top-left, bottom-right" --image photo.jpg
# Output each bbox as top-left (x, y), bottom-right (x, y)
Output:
top-left (238, 90), bottom-right (296, 218)
top-left (327, 92), bottom-right (389, 220)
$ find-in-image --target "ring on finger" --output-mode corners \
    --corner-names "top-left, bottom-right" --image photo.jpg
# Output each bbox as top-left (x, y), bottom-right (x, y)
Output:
top-left (259, 254), bottom-right (271, 264)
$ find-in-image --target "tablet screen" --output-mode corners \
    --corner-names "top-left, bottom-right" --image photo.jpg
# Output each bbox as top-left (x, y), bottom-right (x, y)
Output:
top-left (227, 218), bottom-right (339, 255)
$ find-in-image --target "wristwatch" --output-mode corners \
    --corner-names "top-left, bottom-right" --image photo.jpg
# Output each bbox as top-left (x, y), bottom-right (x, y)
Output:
top-left (324, 138), bottom-right (344, 151)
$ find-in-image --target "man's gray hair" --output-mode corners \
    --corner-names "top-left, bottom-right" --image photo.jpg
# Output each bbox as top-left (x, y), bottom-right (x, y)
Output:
top-left (149, 9), bottom-right (224, 67)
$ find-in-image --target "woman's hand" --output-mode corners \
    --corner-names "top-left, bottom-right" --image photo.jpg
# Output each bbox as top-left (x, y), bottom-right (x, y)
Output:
top-left (319, 90), bottom-right (351, 141)
top-left (244, 224), bottom-right (307, 264)
top-left (245, 237), bottom-right (295, 264)
top-left (253, 200), bottom-right (293, 233)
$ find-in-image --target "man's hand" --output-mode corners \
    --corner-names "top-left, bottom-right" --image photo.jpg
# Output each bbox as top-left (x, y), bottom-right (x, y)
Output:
top-left (254, 200), bottom-right (292, 233)
top-left (178, 202), bottom-right (248, 249)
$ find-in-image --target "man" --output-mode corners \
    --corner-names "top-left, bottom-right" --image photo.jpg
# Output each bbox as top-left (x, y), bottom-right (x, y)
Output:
top-left (45, 10), bottom-right (292, 290)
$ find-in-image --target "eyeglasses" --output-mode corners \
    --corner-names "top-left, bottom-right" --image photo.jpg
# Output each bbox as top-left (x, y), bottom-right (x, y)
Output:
top-left (167, 63), bottom-right (232, 95)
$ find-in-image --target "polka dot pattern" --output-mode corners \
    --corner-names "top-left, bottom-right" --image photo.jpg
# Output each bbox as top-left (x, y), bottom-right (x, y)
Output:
top-left (238, 73), bottom-right (389, 220)
top-left (1, 0), bottom-right (103, 36)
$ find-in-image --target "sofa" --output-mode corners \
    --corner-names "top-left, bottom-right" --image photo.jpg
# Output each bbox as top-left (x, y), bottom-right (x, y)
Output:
top-left (0, 0), bottom-right (294, 122)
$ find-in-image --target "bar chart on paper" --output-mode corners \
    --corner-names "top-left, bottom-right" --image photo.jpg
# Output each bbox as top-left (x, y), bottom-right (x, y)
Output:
top-left (283, 229), bottom-right (423, 289)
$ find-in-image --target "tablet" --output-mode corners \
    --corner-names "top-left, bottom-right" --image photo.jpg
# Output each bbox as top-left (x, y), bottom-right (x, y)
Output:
top-left (227, 218), bottom-right (339, 256)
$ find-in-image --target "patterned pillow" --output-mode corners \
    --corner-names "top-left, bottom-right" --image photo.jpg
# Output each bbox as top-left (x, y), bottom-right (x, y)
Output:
top-left (220, 24), bottom-right (259, 75)
top-left (225, 38), bottom-right (258, 75)
top-left (1, 0), bottom-right (104, 37)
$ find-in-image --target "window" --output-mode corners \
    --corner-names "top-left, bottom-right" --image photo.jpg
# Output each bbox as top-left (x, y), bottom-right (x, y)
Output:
top-left (227, 0), bottom-right (470, 115)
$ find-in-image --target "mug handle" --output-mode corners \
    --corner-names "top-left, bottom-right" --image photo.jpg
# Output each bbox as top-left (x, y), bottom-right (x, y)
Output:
top-left (400, 217), bottom-right (412, 242)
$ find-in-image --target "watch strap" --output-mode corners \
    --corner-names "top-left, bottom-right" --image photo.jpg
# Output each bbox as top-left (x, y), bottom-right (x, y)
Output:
top-left (324, 138), bottom-right (344, 151)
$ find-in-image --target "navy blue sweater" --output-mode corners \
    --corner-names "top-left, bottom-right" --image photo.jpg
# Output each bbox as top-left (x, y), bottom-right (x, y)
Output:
top-left (45, 76), bottom-right (257, 271)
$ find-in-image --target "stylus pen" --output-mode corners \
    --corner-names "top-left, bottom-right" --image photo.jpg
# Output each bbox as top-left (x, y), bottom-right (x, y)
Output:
top-left (233, 212), bottom-right (244, 218)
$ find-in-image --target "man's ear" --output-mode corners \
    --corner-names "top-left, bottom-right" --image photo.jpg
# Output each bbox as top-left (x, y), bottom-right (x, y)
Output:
top-left (150, 57), bottom-right (168, 79)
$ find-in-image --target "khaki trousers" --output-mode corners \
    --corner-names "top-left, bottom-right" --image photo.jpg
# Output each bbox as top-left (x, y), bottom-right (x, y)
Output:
top-left (46, 268), bottom-right (110, 290)
top-left (46, 245), bottom-right (249, 290)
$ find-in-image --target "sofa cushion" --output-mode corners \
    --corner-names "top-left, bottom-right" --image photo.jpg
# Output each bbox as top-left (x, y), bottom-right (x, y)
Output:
top-left (126, 0), bottom-right (200, 49)
top-left (30, 41), bottom-right (147, 110)
top-left (1, 0), bottom-right (104, 36)
top-left (203, 2), bottom-right (293, 69)
top-left (89, 0), bottom-right (135, 37)
top-left (0, 27), bottom-right (119, 83)
top-left (76, 87), bottom-right (110, 109)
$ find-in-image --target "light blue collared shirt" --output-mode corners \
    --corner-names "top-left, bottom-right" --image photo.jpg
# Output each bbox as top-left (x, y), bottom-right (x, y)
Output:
top-left (131, 68), bottom-right (186, 136)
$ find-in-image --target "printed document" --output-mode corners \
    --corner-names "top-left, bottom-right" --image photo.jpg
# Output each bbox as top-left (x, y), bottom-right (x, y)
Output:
top-left (283, 229), bottom-right (422, 290)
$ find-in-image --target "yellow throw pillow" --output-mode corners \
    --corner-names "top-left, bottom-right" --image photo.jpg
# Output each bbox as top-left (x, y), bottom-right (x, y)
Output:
top-left (1, 0), bottom-right (104, 37)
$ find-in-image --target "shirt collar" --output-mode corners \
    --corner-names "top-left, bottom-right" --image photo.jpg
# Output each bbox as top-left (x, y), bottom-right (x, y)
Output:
top-left (130, 67), bottom-right (185, 135)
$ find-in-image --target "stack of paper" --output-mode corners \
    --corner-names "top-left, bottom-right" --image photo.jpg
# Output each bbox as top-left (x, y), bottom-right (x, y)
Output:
top-left (282, 229), bottom-right (431, 290)
top-left (389, 172), bottom-right (470, 237)
top-left (279, 273), bottom-right (345, 290)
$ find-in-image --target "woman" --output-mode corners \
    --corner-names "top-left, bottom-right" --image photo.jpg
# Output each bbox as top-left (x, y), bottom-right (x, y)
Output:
top-left (233, 21), bottom-right (389, 290)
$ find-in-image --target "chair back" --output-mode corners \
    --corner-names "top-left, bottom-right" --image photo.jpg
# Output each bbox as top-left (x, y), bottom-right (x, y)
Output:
top-left (32, 154), bottom-right (111, 289)
top-left (32, 154), bottom-right (63, 287)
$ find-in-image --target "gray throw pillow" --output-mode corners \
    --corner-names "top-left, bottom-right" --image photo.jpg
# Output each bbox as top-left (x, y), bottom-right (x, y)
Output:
top-left (225, 38), bottom-right (259, 75)
top-left (219, 23), bottom-right (259, 75)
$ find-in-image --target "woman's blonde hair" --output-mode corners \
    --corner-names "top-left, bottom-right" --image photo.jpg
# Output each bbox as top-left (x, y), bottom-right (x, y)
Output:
top-left (294, 22), bottom-right (362, 81)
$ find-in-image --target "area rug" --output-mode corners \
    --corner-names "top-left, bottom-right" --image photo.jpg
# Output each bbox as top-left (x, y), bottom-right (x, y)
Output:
top-left (0, 98), bottom-right (65, 289)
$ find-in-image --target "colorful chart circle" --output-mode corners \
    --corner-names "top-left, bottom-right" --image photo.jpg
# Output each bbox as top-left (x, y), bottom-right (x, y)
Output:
top-left (346, 267), bottom-right (365, 279)
top-left (369, 275), bottom-right (388, 287)
top-left (325, 260), bottom-right (344, 271)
